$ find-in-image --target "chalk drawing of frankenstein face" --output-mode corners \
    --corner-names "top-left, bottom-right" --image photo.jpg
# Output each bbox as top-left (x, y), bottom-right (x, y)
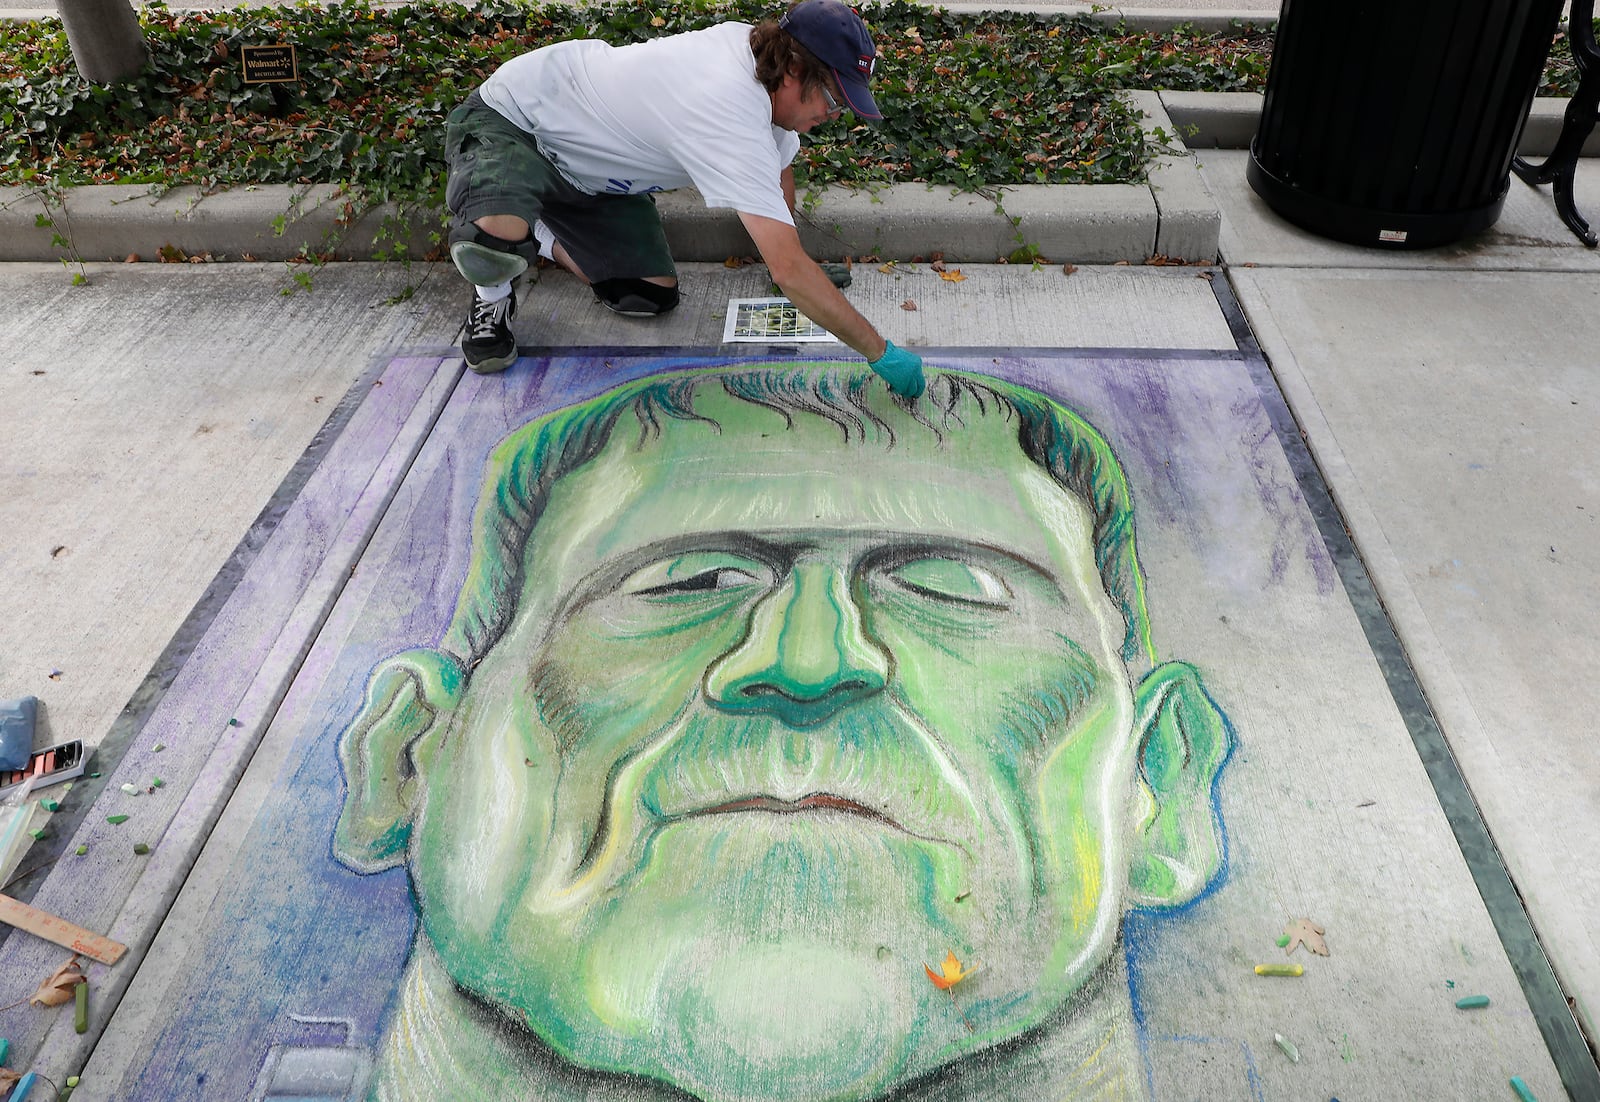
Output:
top-left (333, 367), bottom-right (1231, 1102)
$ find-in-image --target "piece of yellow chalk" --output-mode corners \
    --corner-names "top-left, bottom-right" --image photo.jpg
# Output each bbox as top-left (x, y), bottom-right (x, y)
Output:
top-left (74, 981), bottom-right (87, 1033)
top-left (1254, 962), bottom-right (1305, 977)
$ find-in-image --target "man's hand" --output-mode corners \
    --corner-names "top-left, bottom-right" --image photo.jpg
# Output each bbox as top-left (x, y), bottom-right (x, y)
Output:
top-left (818, 262), bottom-right (852, 289)
top-left (869, 340), bottom-right (925, 399)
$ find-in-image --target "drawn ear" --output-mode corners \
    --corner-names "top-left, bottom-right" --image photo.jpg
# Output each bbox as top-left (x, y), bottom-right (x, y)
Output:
top-left (1126, 661), bottom-right (1232, 909)
top-left (333, 648), bottom-right (466, 874)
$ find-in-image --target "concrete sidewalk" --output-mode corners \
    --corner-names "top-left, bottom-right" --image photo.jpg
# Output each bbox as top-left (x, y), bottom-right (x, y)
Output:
top-left (3, 37), bottom-right (1600, 1102)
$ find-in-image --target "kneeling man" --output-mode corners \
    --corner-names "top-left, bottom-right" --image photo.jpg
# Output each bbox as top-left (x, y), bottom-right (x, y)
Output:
top-left (443, 0), bottom-right (924, 398)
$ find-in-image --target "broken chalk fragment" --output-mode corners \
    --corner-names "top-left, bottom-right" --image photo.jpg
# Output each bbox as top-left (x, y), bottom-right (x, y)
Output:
top-left (88, 772), bottom-right (100, 778)
top-left (151, 777), bottom-right (163, 788)
top-left (74, 980), bottom-right (87, 1033)
top-left (1273, 1033), bottom-right (1300, 1063)
top-left (228, 718), bottom-right (241, 727)
top-left (152, 743), bottom-right (164, 752)
top-left (133, 843), bottom-right (150, 856)
top-left (1275, 934), bottom-right (1290, 947)
top-left (105, 814), bottom-right (128, 825)
top-left (41, 800), bottom-right (59, 813)
top-left (0, 1036), bottom-right (9, 1064)
top-left (1510, 1075), bottom-right (1539, 1102)
top-left (28, 828), bottom-right (45, 840)
top-left (1455, 995), bottom-right (1491, 1009)
top-left (119, 783), bottom-right (138, 795)
top-left (75, 845), bottom-right (87, 856)
top-left (1255, 963), bottom-right (1304, 977)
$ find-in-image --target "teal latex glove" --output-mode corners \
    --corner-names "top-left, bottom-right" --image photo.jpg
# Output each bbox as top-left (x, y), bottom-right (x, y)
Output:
top-left (869, 340), bottom-right (925, 399)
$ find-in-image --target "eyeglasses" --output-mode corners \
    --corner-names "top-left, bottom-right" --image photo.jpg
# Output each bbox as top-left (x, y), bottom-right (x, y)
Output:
top-left (819, 82), bottom-right (844, 117)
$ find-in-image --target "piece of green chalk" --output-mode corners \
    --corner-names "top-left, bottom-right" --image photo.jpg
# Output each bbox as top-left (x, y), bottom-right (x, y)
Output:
top-left (151, 777), bottom-right (164, 788)
top-left (133, 843), bottom-right (150, 855)
top-left (105, 814), bottom-right (129, 825)
top-left (74, 980), bottom-right (87, 1033)
top-left (1456, 994), bottom-right (1491, 1009)
top-left (41, 800), bottom-right (60, 812)
top-left (1510, 1075), bottom-right (1538, 1101)
top-left (153, 742), bottom-right (165, 751)
top-left (1275, 934), bottom-right (1291, 947)
top-left (28, 827), bottom-right (46, 840)
top-left (1254, 963), bottom-right (1304, 977)
top-left (75, 845), bottom-right (87, 856)
top-left (0, 1036), bottom-right (9, 1064)
top-left (66, 1078), bottom-right (80, 1089)
top-left (1273, 1032), bottom-right (1300, 1063)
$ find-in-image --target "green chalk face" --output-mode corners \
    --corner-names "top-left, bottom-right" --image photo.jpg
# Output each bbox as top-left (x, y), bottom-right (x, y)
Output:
top-left (408, 392), bottom-right (1148, 1101)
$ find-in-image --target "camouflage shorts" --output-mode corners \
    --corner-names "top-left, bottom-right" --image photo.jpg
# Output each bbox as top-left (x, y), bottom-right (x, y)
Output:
top-left (444, 96), bottom-right (676, 282)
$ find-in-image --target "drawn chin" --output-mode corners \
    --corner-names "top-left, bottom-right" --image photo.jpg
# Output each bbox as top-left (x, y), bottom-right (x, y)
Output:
top-left (639, 939), bottom-right (917, 1102)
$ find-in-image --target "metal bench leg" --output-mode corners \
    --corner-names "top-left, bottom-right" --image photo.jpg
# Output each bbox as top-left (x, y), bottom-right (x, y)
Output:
top-left (1513, 0), bottom-right (1599, 245)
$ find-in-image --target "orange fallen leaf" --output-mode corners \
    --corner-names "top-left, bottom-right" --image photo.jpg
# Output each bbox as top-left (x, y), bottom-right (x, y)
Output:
top-left (937, 268), bottom-right (967, 283)
top-left (878, 261), bottom-right (898, 273)
top-left (1063, 264), bottom-right (1079, 276)
top-left (924, 950), bottom-right (979, 990)
top-left (901, 299), bottom-right (917, 311)
top-left (30, 954), bottom-right (86, 1007)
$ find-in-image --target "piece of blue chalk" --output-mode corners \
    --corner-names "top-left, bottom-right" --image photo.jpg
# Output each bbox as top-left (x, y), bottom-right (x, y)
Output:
top-left (1510, 1076), bottom-right (1539, 1102)
top-left (8, 1071), bottom-right (37, 1102)
top-left (0, 1037), bottom-right (8, 1065)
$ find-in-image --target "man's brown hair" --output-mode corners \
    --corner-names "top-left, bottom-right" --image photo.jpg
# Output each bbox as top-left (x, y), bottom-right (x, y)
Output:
top-left (749, 17), bottom-right (833, 95)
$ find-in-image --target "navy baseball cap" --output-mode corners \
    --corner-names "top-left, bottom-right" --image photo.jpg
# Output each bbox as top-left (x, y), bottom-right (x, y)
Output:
top-left (778, 0), bottom-right (882, 120)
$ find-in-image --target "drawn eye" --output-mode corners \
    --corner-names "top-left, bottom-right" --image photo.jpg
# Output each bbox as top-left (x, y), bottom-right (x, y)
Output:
top-left (888, 558), bottom-right (1012, 608)
top-left (622, 553), bottom-right (770, 598)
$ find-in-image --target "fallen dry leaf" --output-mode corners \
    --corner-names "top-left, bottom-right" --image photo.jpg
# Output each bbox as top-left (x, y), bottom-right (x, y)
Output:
top-left (1063, 264), bottom-right (1079, 276)
top-left (878, 261), bottom-right (898, 274)
top-left (924, 950), bottom-right (979, 990)
top-left (937, 269), bottom-right (967, 283)
top-left (929, 258), bottom-right (947, 272)
top-left (123, 253), bottom-right (139, 264)
top-left (0, 1069), bottom-right (20, 1089)
top-left (1283, 918), bottom-right (1329, 957)
top-left (30, 954), bottom-right (87, 1007)
top-left (900, 299), bottom-right (917, 311)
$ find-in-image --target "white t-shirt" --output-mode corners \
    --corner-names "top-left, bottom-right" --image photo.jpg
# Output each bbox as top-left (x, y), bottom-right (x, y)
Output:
top-left (478, 23), bottom-right (802, 225)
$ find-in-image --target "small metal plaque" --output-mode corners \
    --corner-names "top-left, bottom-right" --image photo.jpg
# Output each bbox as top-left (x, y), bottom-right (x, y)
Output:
top-left (241, 43), bottom-right (298, 84)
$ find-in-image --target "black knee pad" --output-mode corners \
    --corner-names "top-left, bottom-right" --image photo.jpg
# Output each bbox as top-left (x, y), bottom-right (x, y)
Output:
top-left (592, 277), bottom-right (680, 317)
top-left (448, 217), bottom-right (542, 286)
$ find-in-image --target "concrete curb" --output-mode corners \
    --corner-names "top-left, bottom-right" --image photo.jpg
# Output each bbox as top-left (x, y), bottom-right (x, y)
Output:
top-left (3, 87), bottom-right (1593, 266)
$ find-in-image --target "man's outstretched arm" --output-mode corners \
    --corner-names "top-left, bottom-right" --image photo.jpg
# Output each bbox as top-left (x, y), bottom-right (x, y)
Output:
top-left (739, 210), bottom-right (925, 398)
top-left (740, 210), bottom-right (882, 358)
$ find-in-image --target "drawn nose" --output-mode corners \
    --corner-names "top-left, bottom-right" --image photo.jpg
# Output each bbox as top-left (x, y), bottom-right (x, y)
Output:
top-left (704, 562), bottom-right (890, 727)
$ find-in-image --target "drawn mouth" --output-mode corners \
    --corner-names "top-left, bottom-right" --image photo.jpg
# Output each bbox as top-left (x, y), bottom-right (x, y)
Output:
top-left (686, 793), bottom-right (904, 831)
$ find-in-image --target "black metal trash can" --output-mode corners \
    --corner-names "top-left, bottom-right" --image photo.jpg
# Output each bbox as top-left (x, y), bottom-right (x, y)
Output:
top-left (1248, 0), bottom-right (1567, 249)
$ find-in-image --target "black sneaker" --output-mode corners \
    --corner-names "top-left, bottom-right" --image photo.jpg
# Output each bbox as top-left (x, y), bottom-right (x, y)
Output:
top-left (462, 290), bottom-right (517, 375)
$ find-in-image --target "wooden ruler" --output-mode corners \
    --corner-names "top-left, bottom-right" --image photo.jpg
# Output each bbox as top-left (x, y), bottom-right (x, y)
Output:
top-left (0, 893), bottom-right (126, 965)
